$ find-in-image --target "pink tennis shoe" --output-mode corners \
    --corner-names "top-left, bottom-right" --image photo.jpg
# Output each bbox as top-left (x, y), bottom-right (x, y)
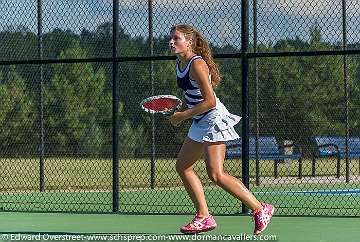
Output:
top-left (252, 203), bottom-right (275, 235)
top-left (180, 213), bottom-right (217, 234)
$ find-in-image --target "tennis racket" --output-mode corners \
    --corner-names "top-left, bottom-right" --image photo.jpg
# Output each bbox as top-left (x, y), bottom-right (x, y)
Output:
top-left (140, 95), bottom-right (182, 116)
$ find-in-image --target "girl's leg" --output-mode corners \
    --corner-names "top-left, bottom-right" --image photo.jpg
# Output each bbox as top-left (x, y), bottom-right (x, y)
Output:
top-left (176, 137), bottom-right (209, 217)
top-left (203, 141), bottom-right (262, 211)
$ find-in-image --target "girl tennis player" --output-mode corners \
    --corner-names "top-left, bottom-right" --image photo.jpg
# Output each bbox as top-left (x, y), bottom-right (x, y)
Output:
top-left (168, 24), bottom-right (274, 235)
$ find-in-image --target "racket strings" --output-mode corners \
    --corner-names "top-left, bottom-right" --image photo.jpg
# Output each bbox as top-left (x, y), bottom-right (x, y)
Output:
top-left (143, 98), bottom-right (180, 112)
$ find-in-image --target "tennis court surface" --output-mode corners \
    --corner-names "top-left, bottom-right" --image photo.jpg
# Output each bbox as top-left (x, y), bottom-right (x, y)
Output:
top-left (0, 212), bottom-right (358, 242)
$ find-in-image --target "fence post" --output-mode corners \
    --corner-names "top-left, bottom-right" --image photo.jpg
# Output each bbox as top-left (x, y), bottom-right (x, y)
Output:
top-left (342, 0), bottom-right (350, 183)
top-left (241, 0), bottom-right (250, 214)
top-left (112, 0), bottom-right (120, 213)
top-left (37, 0), bottom-right (45, 192)
top-left (252, 0), bottom-right (260, 186)
top-left (148, 0), bottom-right (156, 190)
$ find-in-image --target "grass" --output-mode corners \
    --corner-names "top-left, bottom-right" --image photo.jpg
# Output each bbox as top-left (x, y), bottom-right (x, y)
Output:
top-left (0, 157), bottom-right (359, 215)
top-left (0, 185), bottom-right (358, 216)
top-left (0, 157), bottom-right (358, 190)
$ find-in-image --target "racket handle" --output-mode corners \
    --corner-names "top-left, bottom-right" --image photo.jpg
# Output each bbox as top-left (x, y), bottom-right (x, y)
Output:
top-left (163, 107), bottom-right (177, 117)
top-left (164, 111), bottom-right (173, 118)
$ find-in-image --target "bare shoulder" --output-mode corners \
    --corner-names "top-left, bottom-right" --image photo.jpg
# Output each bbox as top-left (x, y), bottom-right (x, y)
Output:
top-left (192, 57), bottom-right (207, 69)
top-left (190, 58), bottom-right (209, 77)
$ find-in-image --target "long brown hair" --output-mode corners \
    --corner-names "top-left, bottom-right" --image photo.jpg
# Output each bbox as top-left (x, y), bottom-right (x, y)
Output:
top-left (171, 24), bottom-right (221, 88)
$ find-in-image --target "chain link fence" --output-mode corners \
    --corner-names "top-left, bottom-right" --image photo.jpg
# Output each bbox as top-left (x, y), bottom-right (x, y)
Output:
top-left (0, 0), bottom-right (359, 216)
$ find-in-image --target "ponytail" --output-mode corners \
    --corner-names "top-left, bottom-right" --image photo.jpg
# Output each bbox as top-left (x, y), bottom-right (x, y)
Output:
top-left (192, 30), bottom-right (221, 88)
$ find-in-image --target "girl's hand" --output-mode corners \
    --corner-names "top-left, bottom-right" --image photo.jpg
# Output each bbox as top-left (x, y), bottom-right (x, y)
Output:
top-left (169, 112), bottom-right (185, 127)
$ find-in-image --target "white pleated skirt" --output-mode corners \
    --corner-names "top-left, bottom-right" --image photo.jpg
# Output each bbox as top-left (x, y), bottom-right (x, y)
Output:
top-left (187, 101), bottom-right (241, 143)
top-left (188, 123), bottom-right (240, 143)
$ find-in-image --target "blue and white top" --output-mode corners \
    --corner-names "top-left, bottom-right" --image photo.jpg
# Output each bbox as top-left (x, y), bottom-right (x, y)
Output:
top-left (176, 55), bottom-right (241, 134)
top-left (176, 55), bottom-right (214, 121)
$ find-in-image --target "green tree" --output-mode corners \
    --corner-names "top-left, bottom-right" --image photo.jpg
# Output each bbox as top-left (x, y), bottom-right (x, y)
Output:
top-left (0, 66), bottom-right (36, 155)
top-left (256, 25), bottom-right (359, 153)
top-left (45, 41), bottom-right (111, 154)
